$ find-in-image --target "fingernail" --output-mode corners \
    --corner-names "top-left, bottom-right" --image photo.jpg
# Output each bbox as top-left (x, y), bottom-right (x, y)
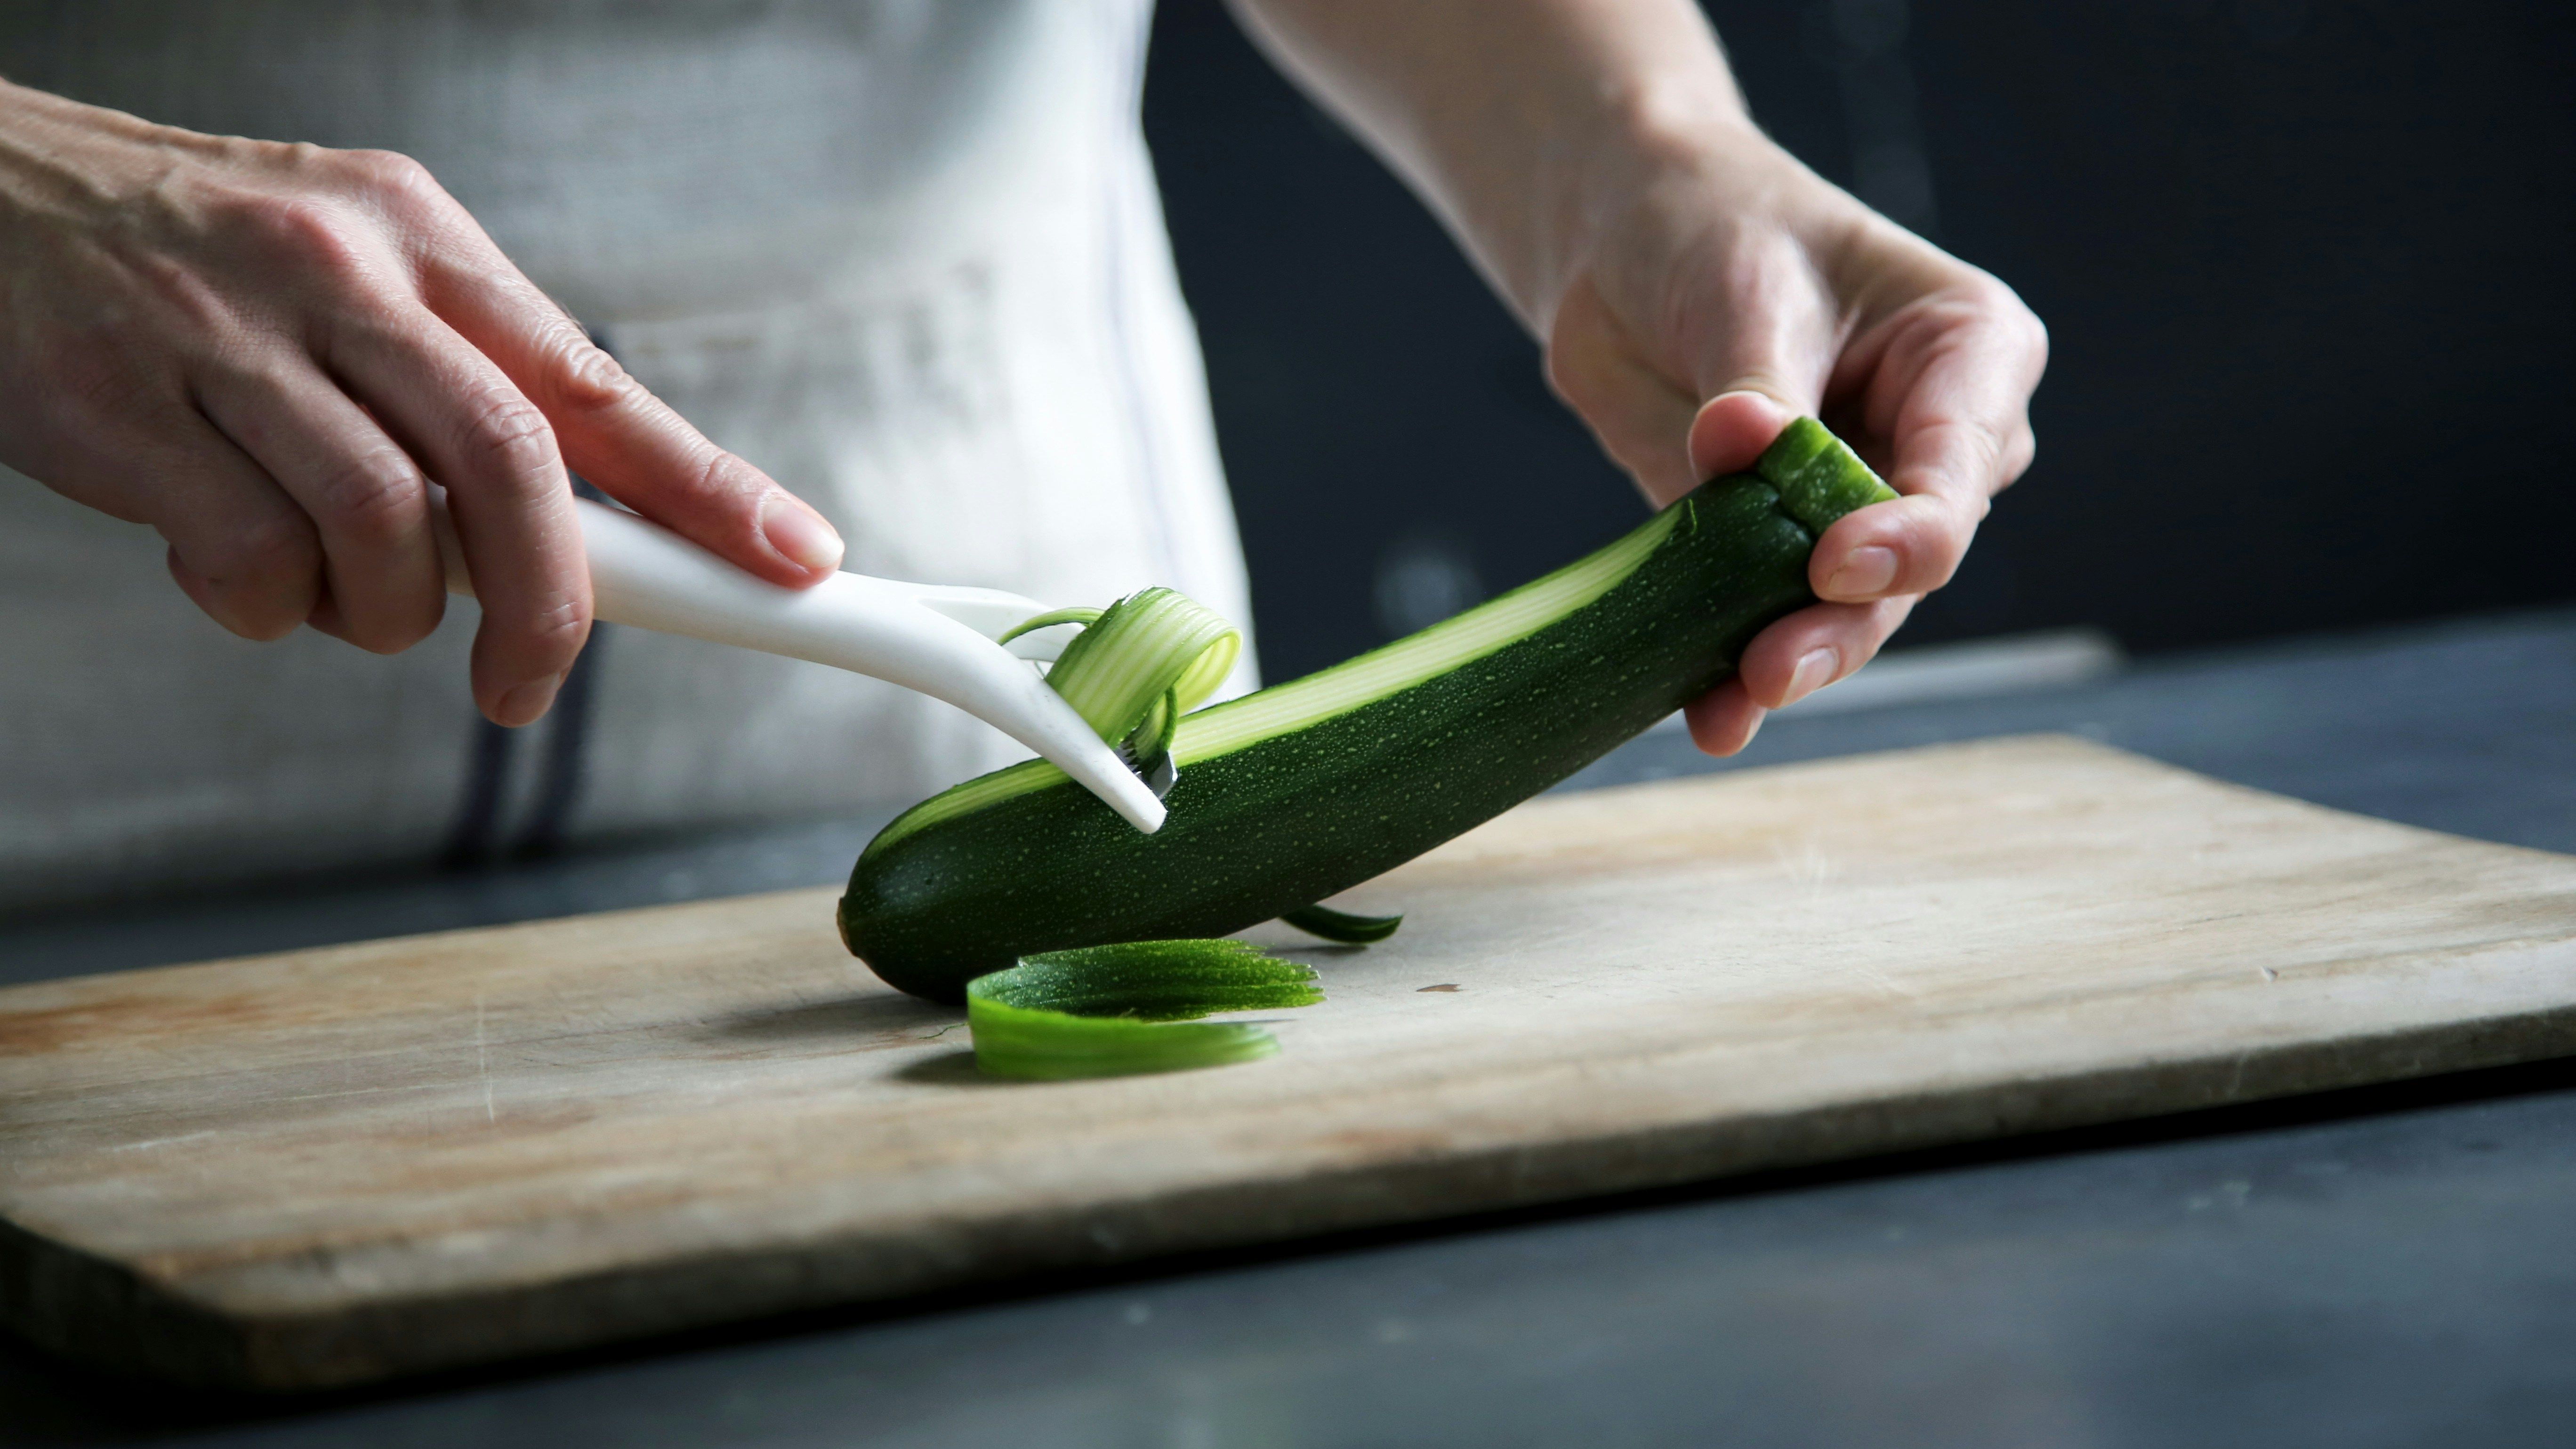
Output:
top-left (496, 673), bottom-right (563, 728)
top-left (1782, 648), bottom-right (1837, 707)
top-left (762, 494), bottom-right (844, 572)
top-left (1824, 546), bottom-right (1898, 598)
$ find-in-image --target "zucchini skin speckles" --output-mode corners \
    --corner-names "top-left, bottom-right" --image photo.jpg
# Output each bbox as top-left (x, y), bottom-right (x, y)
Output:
top-left (842, 452), bottom-right (1879, 1003)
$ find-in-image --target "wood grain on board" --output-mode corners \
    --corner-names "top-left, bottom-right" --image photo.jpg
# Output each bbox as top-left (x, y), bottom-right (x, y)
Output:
top-left (4, 735), bottom-right (2573, 1389)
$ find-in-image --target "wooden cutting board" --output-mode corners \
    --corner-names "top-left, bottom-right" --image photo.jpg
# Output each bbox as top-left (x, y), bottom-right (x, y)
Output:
top-left (7, 735), bottom-right (2575, 1390)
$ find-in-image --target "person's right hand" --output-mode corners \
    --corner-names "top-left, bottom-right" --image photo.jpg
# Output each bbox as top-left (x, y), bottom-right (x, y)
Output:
top-left (0, 80), bottom-right (845, 726)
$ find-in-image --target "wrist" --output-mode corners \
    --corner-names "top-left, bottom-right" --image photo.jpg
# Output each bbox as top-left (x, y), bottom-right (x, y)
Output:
top-left (0, 81), bottom-right (195, 224)
top-left (1531, 74), bottom-right (1786, 329)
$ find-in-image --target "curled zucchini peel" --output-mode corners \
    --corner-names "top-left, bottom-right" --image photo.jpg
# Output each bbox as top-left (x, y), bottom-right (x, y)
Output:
top-left (966, 940), bottom-right (1323, 1080)
top-left (1003, 587), bottom-right (1240, 782)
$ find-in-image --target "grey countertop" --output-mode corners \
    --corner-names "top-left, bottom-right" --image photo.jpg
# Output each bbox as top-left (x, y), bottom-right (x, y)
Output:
top-left (6, 606), bottom-right (2574, 1447)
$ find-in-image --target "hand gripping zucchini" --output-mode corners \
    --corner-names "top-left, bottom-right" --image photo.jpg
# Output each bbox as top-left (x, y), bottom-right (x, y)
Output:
top-left (841, 419), bottom-right (1896, 1001)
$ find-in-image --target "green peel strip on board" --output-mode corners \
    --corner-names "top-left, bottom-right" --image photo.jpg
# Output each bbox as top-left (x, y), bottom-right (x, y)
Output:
top-left (966, 940), bottom-right (1324, 1080)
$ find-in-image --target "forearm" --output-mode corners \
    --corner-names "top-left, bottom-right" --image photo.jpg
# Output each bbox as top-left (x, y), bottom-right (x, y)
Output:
top-left (1224, 0), bottom-right (1761, 329)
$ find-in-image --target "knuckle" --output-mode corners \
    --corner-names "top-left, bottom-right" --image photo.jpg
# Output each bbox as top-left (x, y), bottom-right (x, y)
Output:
top-left (687, 443), bottom-right (758, 506)
top-left (1965, 275), bottom-right (2049, 362)
top-left (548, 330), bottom-right (641, 415)
top-left (1541, 282), bottom-right (1617, 407)
top-left (1542, 361), bottom-right (1591, 419)
top-left (1540, 338), bottom-right (1594, 409)
top-left (225, 191), bottom-right (370, 278)
top-left (1960, 272), bottom-right (2017, 310)
top-left (216, 506), bottom-right (320, 580)
top-left (458, 390), bottom-right (559, 485)
top-left (1904, 551), bottom-right (1960, 596)
top-left (2000, 425), bottom-right (2038, 487)
top-left (336, 148), bottom-right (443, 209)
top-left (1919, 511), bottom-right (1978, 588)
top-left (1911, 415), bottom-right (2004, 486)
top-left (313, 445), bottom-right (425, 545)
top-left (1987, 280), bottom-right (2045, 342)
top-left (515, 591), bottom-right (592, 660)
top-left (1937, 415), bottom-right (1999, 477)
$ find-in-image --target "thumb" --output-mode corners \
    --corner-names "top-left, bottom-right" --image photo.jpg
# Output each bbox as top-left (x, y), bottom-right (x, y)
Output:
top-left (1686, 388), bottom-right (1802, 481)
top-left (1682, 241), bottom-right (1835, 478)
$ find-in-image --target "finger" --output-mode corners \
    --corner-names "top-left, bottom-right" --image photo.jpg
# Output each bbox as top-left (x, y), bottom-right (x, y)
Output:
top-left (1545, 274), bottom-right (1705, 505)
top-left (324, 305), bottom-right (588, 726)
top-left (1733, 596), bottom-right (1920, 710)
top-left (1810, 287), bottom-right (2045, 601)
top-left (2001, 418), bottom-right (2037, 483)
top-left (1809, 492), bottom-right (1978, 602)
top-left (138, 420), bottom-right (325, 641)
top-left (420, 252), bottom-right (842, 584)
top-left (326, 153), bottom-right (837, 582)
top-left (1682, 680), bottom-right (1765, 757)
top-left (195, 358), bottom-right (445, 654)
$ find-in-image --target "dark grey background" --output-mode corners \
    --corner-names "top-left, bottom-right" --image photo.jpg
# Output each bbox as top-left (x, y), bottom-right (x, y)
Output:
top-left (1147, 0), bottom-right (2576, 678)
top-left (8, 2), bottom-right (2576, 1441)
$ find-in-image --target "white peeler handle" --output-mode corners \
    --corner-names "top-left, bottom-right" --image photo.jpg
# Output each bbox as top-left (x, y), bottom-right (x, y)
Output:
top-left (431, 492), bottom-right (1166, 834)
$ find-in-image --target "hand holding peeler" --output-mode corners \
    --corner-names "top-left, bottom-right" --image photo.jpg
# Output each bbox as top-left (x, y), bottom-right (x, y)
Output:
top-left (429, 492), bottom-right (1167, 834)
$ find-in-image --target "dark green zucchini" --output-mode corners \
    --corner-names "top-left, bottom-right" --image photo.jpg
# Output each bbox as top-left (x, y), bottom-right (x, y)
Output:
top-left (841, 419), bottom-right (1895, 1001)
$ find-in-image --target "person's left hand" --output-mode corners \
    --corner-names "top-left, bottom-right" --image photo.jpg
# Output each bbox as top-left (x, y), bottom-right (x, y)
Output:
top-left (1544, 125), bottom-right (2047, 755)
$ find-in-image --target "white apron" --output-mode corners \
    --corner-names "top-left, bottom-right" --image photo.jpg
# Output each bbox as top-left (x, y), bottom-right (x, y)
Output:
top-left (0, 0), bottom-right (1253, 910)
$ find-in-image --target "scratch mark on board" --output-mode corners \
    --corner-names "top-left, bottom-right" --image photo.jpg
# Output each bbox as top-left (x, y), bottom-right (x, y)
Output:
top-left (106, 1129), bottom-right (218, 1154)
top-left (475, 992), bottom-right (496, 1126)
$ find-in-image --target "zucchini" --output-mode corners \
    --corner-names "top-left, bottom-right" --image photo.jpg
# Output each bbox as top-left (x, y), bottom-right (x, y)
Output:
top-left (841, 419), bottom-right (1896, 1002)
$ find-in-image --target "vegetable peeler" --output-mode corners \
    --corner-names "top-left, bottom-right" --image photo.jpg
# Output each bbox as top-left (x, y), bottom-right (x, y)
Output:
top-left (428, 491), bottom-right (1168, 834)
